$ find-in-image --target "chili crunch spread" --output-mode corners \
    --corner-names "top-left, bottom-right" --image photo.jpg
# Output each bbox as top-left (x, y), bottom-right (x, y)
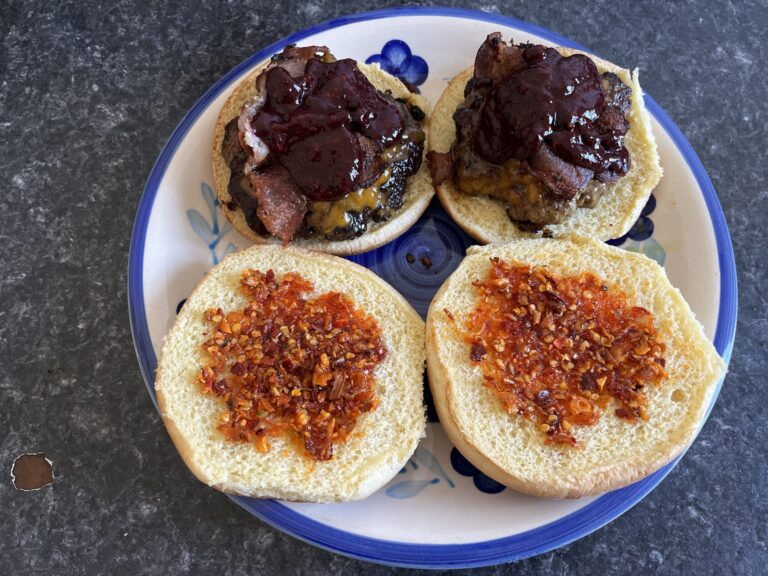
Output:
top-left (197, 269), bottom-right (387, 461)
top-left (463, 258), bottom-right (667, 446)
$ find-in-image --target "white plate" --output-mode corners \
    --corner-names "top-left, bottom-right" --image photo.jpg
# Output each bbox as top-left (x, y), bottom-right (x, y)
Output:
top-left (128, 7), bottom-right (737, 569)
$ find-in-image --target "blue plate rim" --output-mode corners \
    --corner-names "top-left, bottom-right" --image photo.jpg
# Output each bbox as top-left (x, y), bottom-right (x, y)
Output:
top-left (127, 6), bottom-right (738, 569)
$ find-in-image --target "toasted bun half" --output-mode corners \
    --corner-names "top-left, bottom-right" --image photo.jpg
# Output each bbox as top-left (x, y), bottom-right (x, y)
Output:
top-left (429, 50), bottom-right (663, 244)
top-left (426, 237), bottom-right (725, 498)
top-left (156, 245), bottom-right (426, 502)
top-left (212, 62), bottom-right (433, 255)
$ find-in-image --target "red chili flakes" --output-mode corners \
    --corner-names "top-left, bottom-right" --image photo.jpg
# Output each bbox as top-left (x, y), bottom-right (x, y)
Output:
top-left (465, 258), bottom-right (667, 446)
top-left (197, 269), bottom-right (387, 461)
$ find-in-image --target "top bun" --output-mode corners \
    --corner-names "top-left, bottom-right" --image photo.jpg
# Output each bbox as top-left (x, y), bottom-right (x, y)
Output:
top-left (428, 48), bottom-right (663, 244)
top-left (156, 245), bottom-right (427, 502)
top-left (212, 59), bottom-right (433, 255)
top-left (427, 237), bottom-right (725, 498)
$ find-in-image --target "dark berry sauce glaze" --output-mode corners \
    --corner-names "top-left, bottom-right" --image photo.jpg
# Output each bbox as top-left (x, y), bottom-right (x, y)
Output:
top-left (251, 59), bottom-right (405, 201)
top-left (476, 45), bottom-right (629, 180)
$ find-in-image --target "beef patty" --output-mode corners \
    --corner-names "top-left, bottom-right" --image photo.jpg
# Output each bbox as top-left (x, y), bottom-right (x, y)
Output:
top-left (429, 33), bottom-right (632, 229)
top-left (221, 45), bottom-right (425, 242)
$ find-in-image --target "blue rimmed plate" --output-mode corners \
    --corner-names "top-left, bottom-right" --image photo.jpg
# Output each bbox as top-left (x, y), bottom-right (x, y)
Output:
top-left (128, 7), bottom-right (737, 569)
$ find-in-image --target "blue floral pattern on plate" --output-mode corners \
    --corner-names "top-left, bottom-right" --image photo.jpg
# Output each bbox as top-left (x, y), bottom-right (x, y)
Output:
top-left (450, 448), bottom-right (506, 494)
top-left (607, 194), bottom-right (666, 266)
top-left (366, 40), bottom-right (428, 86)
top-left (386, 446), bottom-right (455, 498)
top-left (188, 182), bottom-right (237, 265)
top-left (347, 199), bottom-right (474, 320)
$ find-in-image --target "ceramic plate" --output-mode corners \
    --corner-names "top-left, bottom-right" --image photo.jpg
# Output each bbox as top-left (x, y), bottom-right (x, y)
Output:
top-left (128, 7), bottom-right (737, 569)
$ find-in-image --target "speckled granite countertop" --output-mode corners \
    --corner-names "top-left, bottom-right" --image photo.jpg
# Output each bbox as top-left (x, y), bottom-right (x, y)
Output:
top-left (1, 1), bottom-right (766, 574)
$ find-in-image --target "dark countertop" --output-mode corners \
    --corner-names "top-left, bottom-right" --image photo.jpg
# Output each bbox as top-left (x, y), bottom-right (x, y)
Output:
top-left (1, 1), bottom-right (765, 574)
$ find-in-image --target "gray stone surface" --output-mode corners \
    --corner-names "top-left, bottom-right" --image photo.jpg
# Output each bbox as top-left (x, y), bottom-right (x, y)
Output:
top-left (1, 0), bottom-right (765, 574)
